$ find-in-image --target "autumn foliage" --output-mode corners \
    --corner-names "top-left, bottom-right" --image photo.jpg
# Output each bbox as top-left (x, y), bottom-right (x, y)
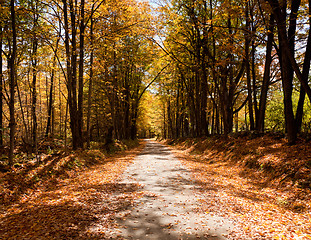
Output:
top-left (0, 141), bottom-right (144, 239)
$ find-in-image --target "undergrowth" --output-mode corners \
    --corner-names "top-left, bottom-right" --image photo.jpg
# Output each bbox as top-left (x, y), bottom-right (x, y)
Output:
top-left (165, 134), bottom-right (311, 191)
top-left (0, 139), bottom-right (141, 205)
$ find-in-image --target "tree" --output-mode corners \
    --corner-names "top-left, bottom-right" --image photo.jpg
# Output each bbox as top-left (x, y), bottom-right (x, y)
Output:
top-left (0, 23), bottom-right (3, 146)
top-left (256, 13), bottom-right (275, 132)
top-left (31, 0), bottom-right (39, 155)
top-left (267, 0), bottom-right (311, 144)
top-left (9, 0), bottom-right (17, 165)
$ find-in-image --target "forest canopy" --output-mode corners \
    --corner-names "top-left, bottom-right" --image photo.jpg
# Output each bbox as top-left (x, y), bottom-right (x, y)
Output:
top-left (154, 0), bottom-right (311, 144)
top-left (1, 0), bottom-right (311, 165)
top-left (0, 0), bottom-right (159, 164)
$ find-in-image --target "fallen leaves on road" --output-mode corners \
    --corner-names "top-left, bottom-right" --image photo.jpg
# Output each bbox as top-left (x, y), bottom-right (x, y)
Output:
top-left (0, 143), bottom-right (145, 239)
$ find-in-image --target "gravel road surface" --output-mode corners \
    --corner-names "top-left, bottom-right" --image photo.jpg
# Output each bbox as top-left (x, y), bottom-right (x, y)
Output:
top-left (112, 140), bottom-right (234, 239)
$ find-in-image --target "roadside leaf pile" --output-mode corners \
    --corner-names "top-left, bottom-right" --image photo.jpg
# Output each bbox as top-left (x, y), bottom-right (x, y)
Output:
top-left (0, 143), bottom-right (144, 239)
top-left (168, 136), bottom-right (311, 239)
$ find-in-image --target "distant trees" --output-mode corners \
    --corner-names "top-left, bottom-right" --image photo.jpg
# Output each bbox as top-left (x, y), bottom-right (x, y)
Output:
top-left (88, 0), bottom-right (156, 141)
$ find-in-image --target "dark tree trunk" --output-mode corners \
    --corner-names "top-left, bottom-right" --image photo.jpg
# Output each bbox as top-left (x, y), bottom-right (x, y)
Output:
top-left (130, 107), bottom-right (138, 140)
top-left (63, 0), bottom-right (72, 148)
top-left (123, 67), bottom-right (131, 139)
top-left (86, 12), bottom-right (94, 149)
top-left (45, 39), bottom-right (59, 137)
top-left (283, 0), bottom-right (300, 144)
top-left (167, 98), bottom-right (174, 138)
top-left (295, 0), bottom-right (311, 133)
top-left (0, 26), bottom-right (3, 146)
top-left (201, 62), bottom-right (208, 136)
top-left (9, 0), bottom-right (17, 166)
top-left (257, 14), bottom-right (274, 132)
top-left (251, 4), bottom-right (258, 121)
top-left (296, 87), bottom-right (306, 133)
top-left (219, 74), bottom-right (234, 135)
top-left (45, 66), bottom-right (54, 138)
top-left (201, 4), bottom-right (209, 136)
top-left (111, 48), bottom-right (118, 139)
top-left (221, 7), bottom-right (237, 135)
top-left (175, 79), bottom-right (182, 138)
top-left (245, 1), bottom-right (255, 130)
top-left (269, 0), bottom-right (301, 144)
top-left (69, 0), bottom-right (80, 149)
top-left (63, 0), bottom-right (82, 149)
top-left (281, 50), bottom-right (296, 144)
top-left (77, 0), bottom-right (85, 148)
top-left (31, 36), bottom-right (38, 154)
top-left (31, 8), bottom-right (39, 154)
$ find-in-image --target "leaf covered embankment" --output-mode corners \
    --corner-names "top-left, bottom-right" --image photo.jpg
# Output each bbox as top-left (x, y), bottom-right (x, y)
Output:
top-left (0, 140), bottom-right (145, 239)
top-left (165, 135), bottom-right (311, 239)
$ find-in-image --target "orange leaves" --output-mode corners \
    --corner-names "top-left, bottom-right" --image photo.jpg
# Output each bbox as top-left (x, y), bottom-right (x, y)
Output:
top-left (0, 142), bottom-right (145, 239)
top-left (168, 136), bottom-right (311, 239)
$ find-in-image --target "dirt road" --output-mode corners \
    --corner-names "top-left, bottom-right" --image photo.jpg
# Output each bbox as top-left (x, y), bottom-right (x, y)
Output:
top-left (110, 140), bottom-right (234, 239)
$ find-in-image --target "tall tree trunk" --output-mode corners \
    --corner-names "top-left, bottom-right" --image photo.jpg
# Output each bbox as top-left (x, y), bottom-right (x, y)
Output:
top-left (86, 13), bottom-right (94, 149)
top-left (282, 0), bottom-right (300, 144)
top-left (257, 14), bottom-right (274, 132)
top-left (9, 0), bottom-right (17, 166)
top-left (295, 0), bottom-right (311, 133)
top-left (130, 113), bottom-right (138, 140)
top-left (111, 47), bottom-right (118, 139)
top-left (280, 48), bottom-right (296, 144)
top-left (77, 0), bottom-right (85, 148)
top-left (175, 80), bottom-right (180, 138)
top-left (63, 0), bottom-right (80, 149)
top-left (285, 0), bottom-right (301, 137)
top-left (269, 0), bottom-right (311, 103)
top-left (0, 26), bottom-right (3, 146)
top-left (267, 0), bottom-right (300, 144)
top-left (220, 9), bottom-right (236, 135)
top-left (220, 74), bottom-right (234, 135)
top-left (63, 0), bottom-right (71, 147)
top-left (45, 68), bottom-right (54, 138)
top-left (268, 0), bottom-right (301, 144)
top-left (69, 0), bottom-right (80, 149)
top-left (123, 68), bottom-right (130, 139)
top-left (245, 0), bottom-right (255, 130)
top-left (45, 39), bottom-right (59, 137)
top-left (64, 99), bottom-right (69, 152)
top-left (167, 98), bottom-right (173, 138)
top-left (59, 73), bottom-right (62, 137)
top-left (31, 12), bottom-right (38, 155)
top-left (201, 54), bottom-right (208, 136)
top-left (17, 82), bottom-right (30, 142)
top-left (251, 4), bottom-right (258, 121)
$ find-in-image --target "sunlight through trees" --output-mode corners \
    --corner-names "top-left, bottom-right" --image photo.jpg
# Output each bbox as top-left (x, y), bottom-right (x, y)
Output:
top-left (1, 0), bottom-right (311, 165)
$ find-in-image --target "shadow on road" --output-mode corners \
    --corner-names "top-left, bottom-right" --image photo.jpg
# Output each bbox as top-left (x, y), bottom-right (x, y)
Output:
top-left (0, 182), bottom-right (141, 239)
top-left (116, 205), bottom-right (225, 239)
top-left (139, 140), bottom-right (172, 156)
top-left (114, 140), bottom-right (232, 239)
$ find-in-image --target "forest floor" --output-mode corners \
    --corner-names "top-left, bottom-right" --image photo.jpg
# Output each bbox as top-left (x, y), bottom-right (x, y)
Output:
top-left (165, 134), bottom-right (311, 239)
top-left (0, 136), bottom-right (311, 239)
top-left (0, 140), bottom-right (145, 239)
